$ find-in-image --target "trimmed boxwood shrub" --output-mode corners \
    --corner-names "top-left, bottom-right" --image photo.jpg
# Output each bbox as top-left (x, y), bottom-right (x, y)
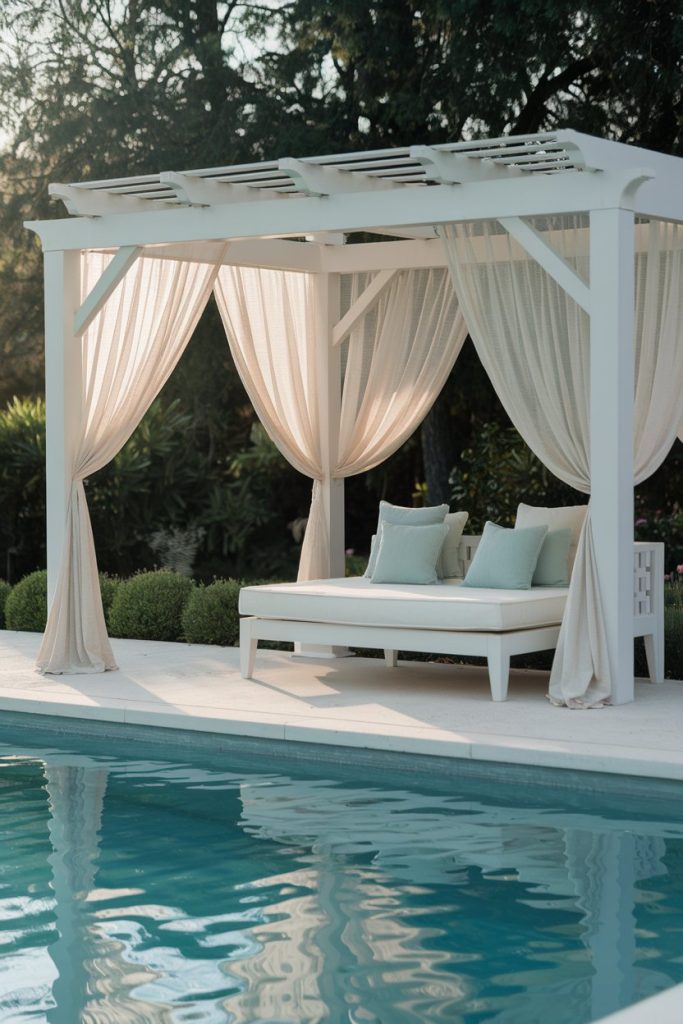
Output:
top-left (665, 605), bottom-right (683, 680)
top-left (0, 580), bottom-right (11, 629)
top-left (182, 579), bottom-right (242, 646)
top-left (109, 570), bottom-right (194, 641)
top-left (5, 570), bottom-right (48, 632)
top-left (99, 574), bottom-right (120, 629)
top-left (4, 571), bottom-right (121, 634)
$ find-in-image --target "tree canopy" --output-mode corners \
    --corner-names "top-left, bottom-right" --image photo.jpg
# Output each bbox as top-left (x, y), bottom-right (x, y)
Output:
top-left (1, 0), bottom-right (681, 399)
top-left (0, 0), bottom-right (680, 575)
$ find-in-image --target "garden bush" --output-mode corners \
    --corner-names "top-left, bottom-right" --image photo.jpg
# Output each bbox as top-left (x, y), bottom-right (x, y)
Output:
top-left (0, 579), bottom-right (12, 629)
top-left (5, 570), bottom-right (47, 632)
top-left (98, 574), bottom-right (120, 629)
top-left (109, 570), bottom-right (194, 641)
top-left (182, 578), bottom-right (242, 646)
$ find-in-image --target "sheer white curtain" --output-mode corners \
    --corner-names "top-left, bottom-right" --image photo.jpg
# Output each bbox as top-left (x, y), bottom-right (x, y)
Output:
top-left (338, 268), bottom-right (467, 474)
top-left (38, 248), bottom-right (222, 674)
top-left (214, 266), bottom-right (467, 580)
top-left (214, 267), bottom-right (327, 579)
top-left (440, 217), bottom-right (683, 707)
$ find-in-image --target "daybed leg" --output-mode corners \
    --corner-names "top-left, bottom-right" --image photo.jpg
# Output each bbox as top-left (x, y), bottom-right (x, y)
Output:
top-left (384, 649), bottom-right (398, 669)
top-left (644, 628), bottom-right (664, 683)
top-left (240, 618), bottom-right (258, 679)
top-left (487, 639), bottom-right (510, 702)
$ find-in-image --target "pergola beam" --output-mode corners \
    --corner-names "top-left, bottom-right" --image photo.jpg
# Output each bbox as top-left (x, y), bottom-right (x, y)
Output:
top-left (28, 171), bottom-right (653, 253)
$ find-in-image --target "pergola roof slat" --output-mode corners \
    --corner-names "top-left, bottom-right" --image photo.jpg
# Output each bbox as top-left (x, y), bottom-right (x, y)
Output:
top-left (37, 129), bottom-right (683, 233)
top-left (49, 132), bottom-right (592, 216)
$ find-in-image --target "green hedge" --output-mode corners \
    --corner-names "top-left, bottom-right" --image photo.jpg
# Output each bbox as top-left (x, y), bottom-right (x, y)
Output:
top-left (182, 579), bottom-right (242, 646)
top-left (4, 571), bottom-right (121, 633)
top-left (99, 574), bottom-right (120, 629)
top-left (5, 570), bottom-right (48, 632)
top-left (2, 566), bottom-right (683, 681)
top-left (0, 580), bottom-right (11, 629)
top-left (109, 570), bottom-right (194, 641)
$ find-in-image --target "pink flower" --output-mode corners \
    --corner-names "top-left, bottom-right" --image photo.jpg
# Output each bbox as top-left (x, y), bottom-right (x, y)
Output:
top-left (345, 548), bottom-right (355, 556)
top-left (677, 564), bottom-right (683, 575)
top-left (635, 518), bottom-right (647, 527)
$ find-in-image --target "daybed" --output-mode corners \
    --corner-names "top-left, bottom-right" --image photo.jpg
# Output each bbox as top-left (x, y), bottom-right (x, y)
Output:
top-left (238, 537), bottom-right (664, 701)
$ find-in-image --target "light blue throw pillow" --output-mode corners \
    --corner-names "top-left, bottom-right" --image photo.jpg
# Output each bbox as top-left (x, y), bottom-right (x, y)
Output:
top-left (532, 528), bottom-right (571, 586)
top-left (365, 501), bottom-right (449, 577)
top-left (370, 521), bottom-right (449, 585)
top-left (462, 521), bottom-right (548, 590)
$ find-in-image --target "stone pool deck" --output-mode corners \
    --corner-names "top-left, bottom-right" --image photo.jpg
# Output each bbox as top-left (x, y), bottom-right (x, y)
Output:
top-left (0, 629), bottom-right (681, 780)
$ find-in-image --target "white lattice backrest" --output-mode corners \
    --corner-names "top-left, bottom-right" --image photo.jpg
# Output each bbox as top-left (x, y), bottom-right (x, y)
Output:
top-left (633, 542), bottom-right (665, 619)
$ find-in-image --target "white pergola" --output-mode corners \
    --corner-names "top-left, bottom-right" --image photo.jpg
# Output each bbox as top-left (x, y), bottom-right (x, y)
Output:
top-left (26, 129), bottom-right (683, 704)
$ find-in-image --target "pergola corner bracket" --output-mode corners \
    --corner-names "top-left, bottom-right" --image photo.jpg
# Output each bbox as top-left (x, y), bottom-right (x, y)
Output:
top-left (498, 216), bottom-right (592, 314)
top-left (74, 245), bottom-right (140, 337)
top-left (331, 268), bottom-right (398, 346)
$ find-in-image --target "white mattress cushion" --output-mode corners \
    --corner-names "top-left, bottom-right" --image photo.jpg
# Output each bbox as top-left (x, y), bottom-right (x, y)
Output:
top-left (239, 577), bottom-right (568, 633)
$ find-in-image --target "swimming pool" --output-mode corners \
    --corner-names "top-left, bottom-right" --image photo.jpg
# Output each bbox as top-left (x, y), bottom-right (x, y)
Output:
top-left (1, 718), bottom-right (682, 1024)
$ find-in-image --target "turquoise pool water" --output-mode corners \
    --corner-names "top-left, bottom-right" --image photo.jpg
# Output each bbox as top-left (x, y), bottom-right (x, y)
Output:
top-left (1, 724), bottom-right (683, 1024)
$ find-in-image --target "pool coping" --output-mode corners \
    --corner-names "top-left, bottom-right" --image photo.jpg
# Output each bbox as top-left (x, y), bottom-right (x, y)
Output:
top-left (0, 686), bottom-right (683, 783)
top-left (0, 632), bottom-right (681, 785)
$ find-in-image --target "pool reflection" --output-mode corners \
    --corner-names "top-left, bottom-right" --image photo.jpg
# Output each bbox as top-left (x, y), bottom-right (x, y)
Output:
top-left (0, 744), bottom-right (681, 1023)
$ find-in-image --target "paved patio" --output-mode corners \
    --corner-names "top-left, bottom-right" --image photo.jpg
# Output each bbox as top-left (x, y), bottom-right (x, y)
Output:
top-left (0, 629), bottom-right (681, 780)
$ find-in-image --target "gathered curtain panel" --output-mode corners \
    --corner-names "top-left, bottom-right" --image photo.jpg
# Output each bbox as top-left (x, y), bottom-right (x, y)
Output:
top-left (439, 217), bottom-right (683, 707)
top-left (214, 266), bottom-right (467, 581)
top-left (37, 248), bottom-right (223, 674)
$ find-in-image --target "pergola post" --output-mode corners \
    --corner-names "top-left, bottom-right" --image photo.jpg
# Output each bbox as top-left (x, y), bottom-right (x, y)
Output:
top-left (589, 208), bottom-right (635, 705)
top-left (44, 250), bottom-right (82, 607)
top-left (294, 272), bottom-right (346, 660)
top-left (314, 271), bottom-right (345, 577)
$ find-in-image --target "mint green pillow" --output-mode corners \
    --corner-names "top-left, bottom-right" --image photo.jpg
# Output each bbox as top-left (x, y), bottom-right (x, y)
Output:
top-left (533, 528), bottom-right (571, 586)
top-left (462, 521), bottom-right (548, 590)
top-left (365, 501), bottom-right (449, 577)
top-left (370, 521), bottom-right (449, 585)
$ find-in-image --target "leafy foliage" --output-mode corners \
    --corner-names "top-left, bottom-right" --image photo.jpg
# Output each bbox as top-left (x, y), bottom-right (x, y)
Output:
top-left (98, 574), bottom-right (120, 630)
top-left (5, 570), bottom-right (47, 632)
top-left (86, 396), bottom-right (207, 575)
top-left (182, 579), bottom-right (242, 646)
top-left (0, 580), bottom-right (11, 629)
top-left (108, 570), bottom-right (195, 641)
top-left (664, 606), bottom-right (683, 680)
top-left (449, 421), bottom-right (585, 531)
top-left (635, 509), bottom-right (683, 576)
top-left (0, 0), bottom-right (680, 582)
top-left (0, 397), bottom-right (47, 581)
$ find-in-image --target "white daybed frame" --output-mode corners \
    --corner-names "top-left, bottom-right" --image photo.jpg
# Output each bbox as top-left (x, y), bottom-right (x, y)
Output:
top-left (239, 539), bottom-right (665, 701)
